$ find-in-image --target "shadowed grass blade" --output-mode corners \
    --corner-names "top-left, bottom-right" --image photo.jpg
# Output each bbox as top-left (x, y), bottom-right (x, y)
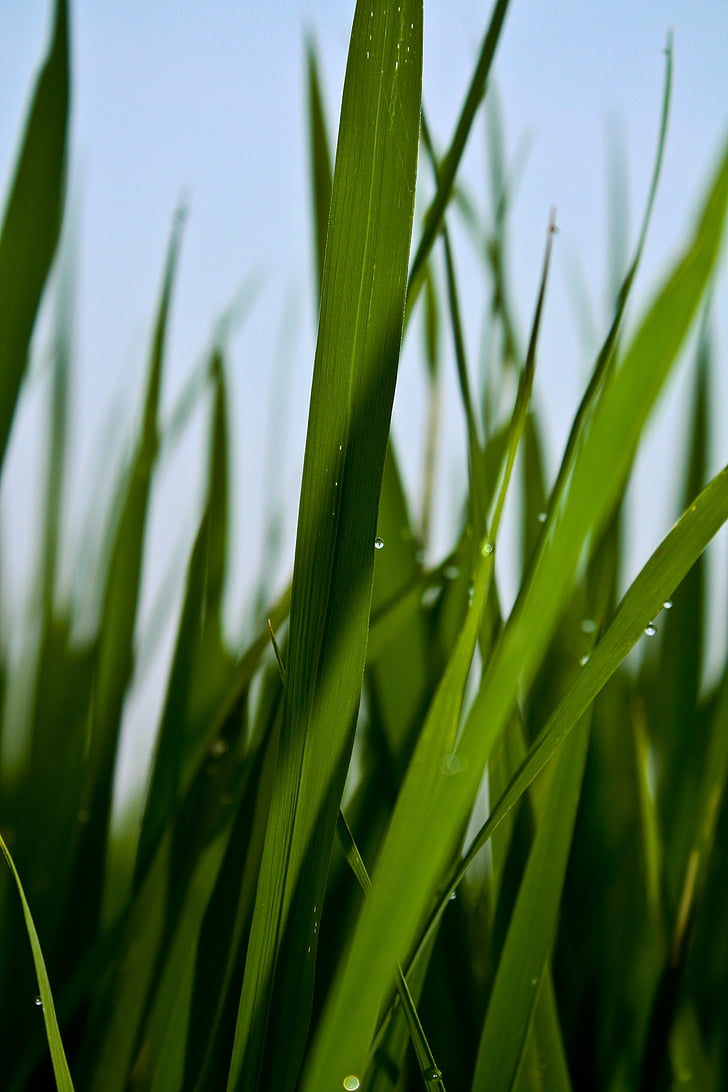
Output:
top-left (227, 3), bottom-right (422, 1090)
top-left (0, 0), bottom-right (69, 472)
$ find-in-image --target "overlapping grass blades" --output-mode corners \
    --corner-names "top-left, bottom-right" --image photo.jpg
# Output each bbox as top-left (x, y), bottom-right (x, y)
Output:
top-left (1, 0), bottom-right (728, 1089)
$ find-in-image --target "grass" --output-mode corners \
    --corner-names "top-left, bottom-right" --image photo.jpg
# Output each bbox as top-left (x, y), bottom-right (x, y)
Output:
top-left (1, 0), bottom-right (727, 1089)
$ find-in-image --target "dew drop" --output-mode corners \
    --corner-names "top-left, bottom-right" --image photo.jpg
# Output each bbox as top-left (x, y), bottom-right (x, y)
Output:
top-left (531, 977), bottom-right (538, 987)
top-left (442, 753), bottom-right (466, 775)
top-left (211, 738), bottom-right (229, 757)
top-left (467, 583), bottom-right (475, 606)
top-left (343, 1077), bottom-right (361, 1091)
top-left (448, 891), bottom-right (457, 901)
top-left (444, 564), bottom-right (459, 579)
top-left (579, 654), bottom-right (590, 666)
top-left (481, 539), bottom-right (494, 556)
top-left (374, 537), bottom-right (385, 550)
top-left (34, 995), bottom-right (42, 1008)
top-left (422, 585), bottom-right (440, 608)
top-left (663, 599), bottom-right (673, 610)
top-left (422, 1066), bottom-right (442, 1082)
top-left (580, 618), bottom-right (596, 634)
top-left (536, 511), bottom-right (547, 523)
top-left (644, 623), bottom-right (657, 637)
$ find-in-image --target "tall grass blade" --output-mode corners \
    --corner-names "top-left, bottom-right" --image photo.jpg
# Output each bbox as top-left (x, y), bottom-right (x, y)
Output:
top-left (407, 0), bottom-right (511, 313)
top-left (0, 0), bottom-right (69, 473)
top-left (227, 3), bottom-right (422, 1089)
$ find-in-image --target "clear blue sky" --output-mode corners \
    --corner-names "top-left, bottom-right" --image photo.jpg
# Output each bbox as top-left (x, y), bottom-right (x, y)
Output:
top-left (1, 1), bottom-right (727, 666)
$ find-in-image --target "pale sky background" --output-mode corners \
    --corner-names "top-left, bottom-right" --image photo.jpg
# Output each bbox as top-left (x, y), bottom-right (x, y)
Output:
top-left (1, 2), bottom-right (727, 786)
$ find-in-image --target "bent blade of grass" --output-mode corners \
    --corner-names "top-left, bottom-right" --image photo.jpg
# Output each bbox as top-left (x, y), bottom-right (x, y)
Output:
top-left (0, 833), bottom-right (74, 1092)
top-left (0, 0), bottom-right (69, 473)
top-left (227, 4), bottom-right (422, 1090)
top-left (302, 139), bottom-right (728, 1091)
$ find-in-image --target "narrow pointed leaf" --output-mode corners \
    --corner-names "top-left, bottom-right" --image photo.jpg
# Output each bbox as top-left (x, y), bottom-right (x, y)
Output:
top-left (0, 833), bottom-right (75, 1092)
top-left (0, 0), bottom-right (70, 472)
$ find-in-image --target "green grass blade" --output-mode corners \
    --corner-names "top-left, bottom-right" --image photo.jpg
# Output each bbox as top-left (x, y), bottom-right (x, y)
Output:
top-left (0, 832), bottom-right (75, 1092)
top-left (407, 0), bottom-right (511, 314)
top-left (227, 4), bottom-right (422, 1090)
top-left (0, 0), bottom-right (69, 473)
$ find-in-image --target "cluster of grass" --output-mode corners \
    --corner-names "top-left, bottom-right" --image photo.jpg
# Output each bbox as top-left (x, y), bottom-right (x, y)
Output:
top-left (1, 0), bottom-right (728, 1089)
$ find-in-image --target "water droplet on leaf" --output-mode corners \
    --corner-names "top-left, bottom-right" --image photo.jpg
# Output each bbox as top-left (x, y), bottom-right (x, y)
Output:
top-left (663, 599), bottom-right (673, 610)
top-left (374, 537), bottom-right (385, 550)
top-left (644, 623), bottom-right (657, 637)
top-left (422, 1066), bottom-right (442, 1082)
top-left (343, 1077), bottom-right (361, 1091)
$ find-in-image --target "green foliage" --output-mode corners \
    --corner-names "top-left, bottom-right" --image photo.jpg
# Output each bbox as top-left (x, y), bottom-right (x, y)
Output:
top-left (1, 1), bottom-right (727, 1090)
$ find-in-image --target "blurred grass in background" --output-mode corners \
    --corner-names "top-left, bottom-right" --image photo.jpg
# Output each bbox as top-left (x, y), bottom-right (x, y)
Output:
top-left (1, 1), bottom-right (728, 1090)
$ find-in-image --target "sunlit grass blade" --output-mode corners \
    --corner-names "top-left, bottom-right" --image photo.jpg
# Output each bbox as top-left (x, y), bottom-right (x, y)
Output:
top-left (0, 0), bottom-right (69, 472)
top-left (227, 4), bottom-right (422, 1089)
top-left (0, 832), bottom-right (74, 1092)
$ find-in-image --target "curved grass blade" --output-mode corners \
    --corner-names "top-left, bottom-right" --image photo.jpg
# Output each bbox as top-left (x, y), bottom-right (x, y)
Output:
top-left (0, 0), bottom-right (69, 473)
top-left (226, 4), bottom-right (423, 1090)
top-left (0, 833), bottom-right (75, 1092)
top-left (301, 138), bottom-right (728, 1092)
